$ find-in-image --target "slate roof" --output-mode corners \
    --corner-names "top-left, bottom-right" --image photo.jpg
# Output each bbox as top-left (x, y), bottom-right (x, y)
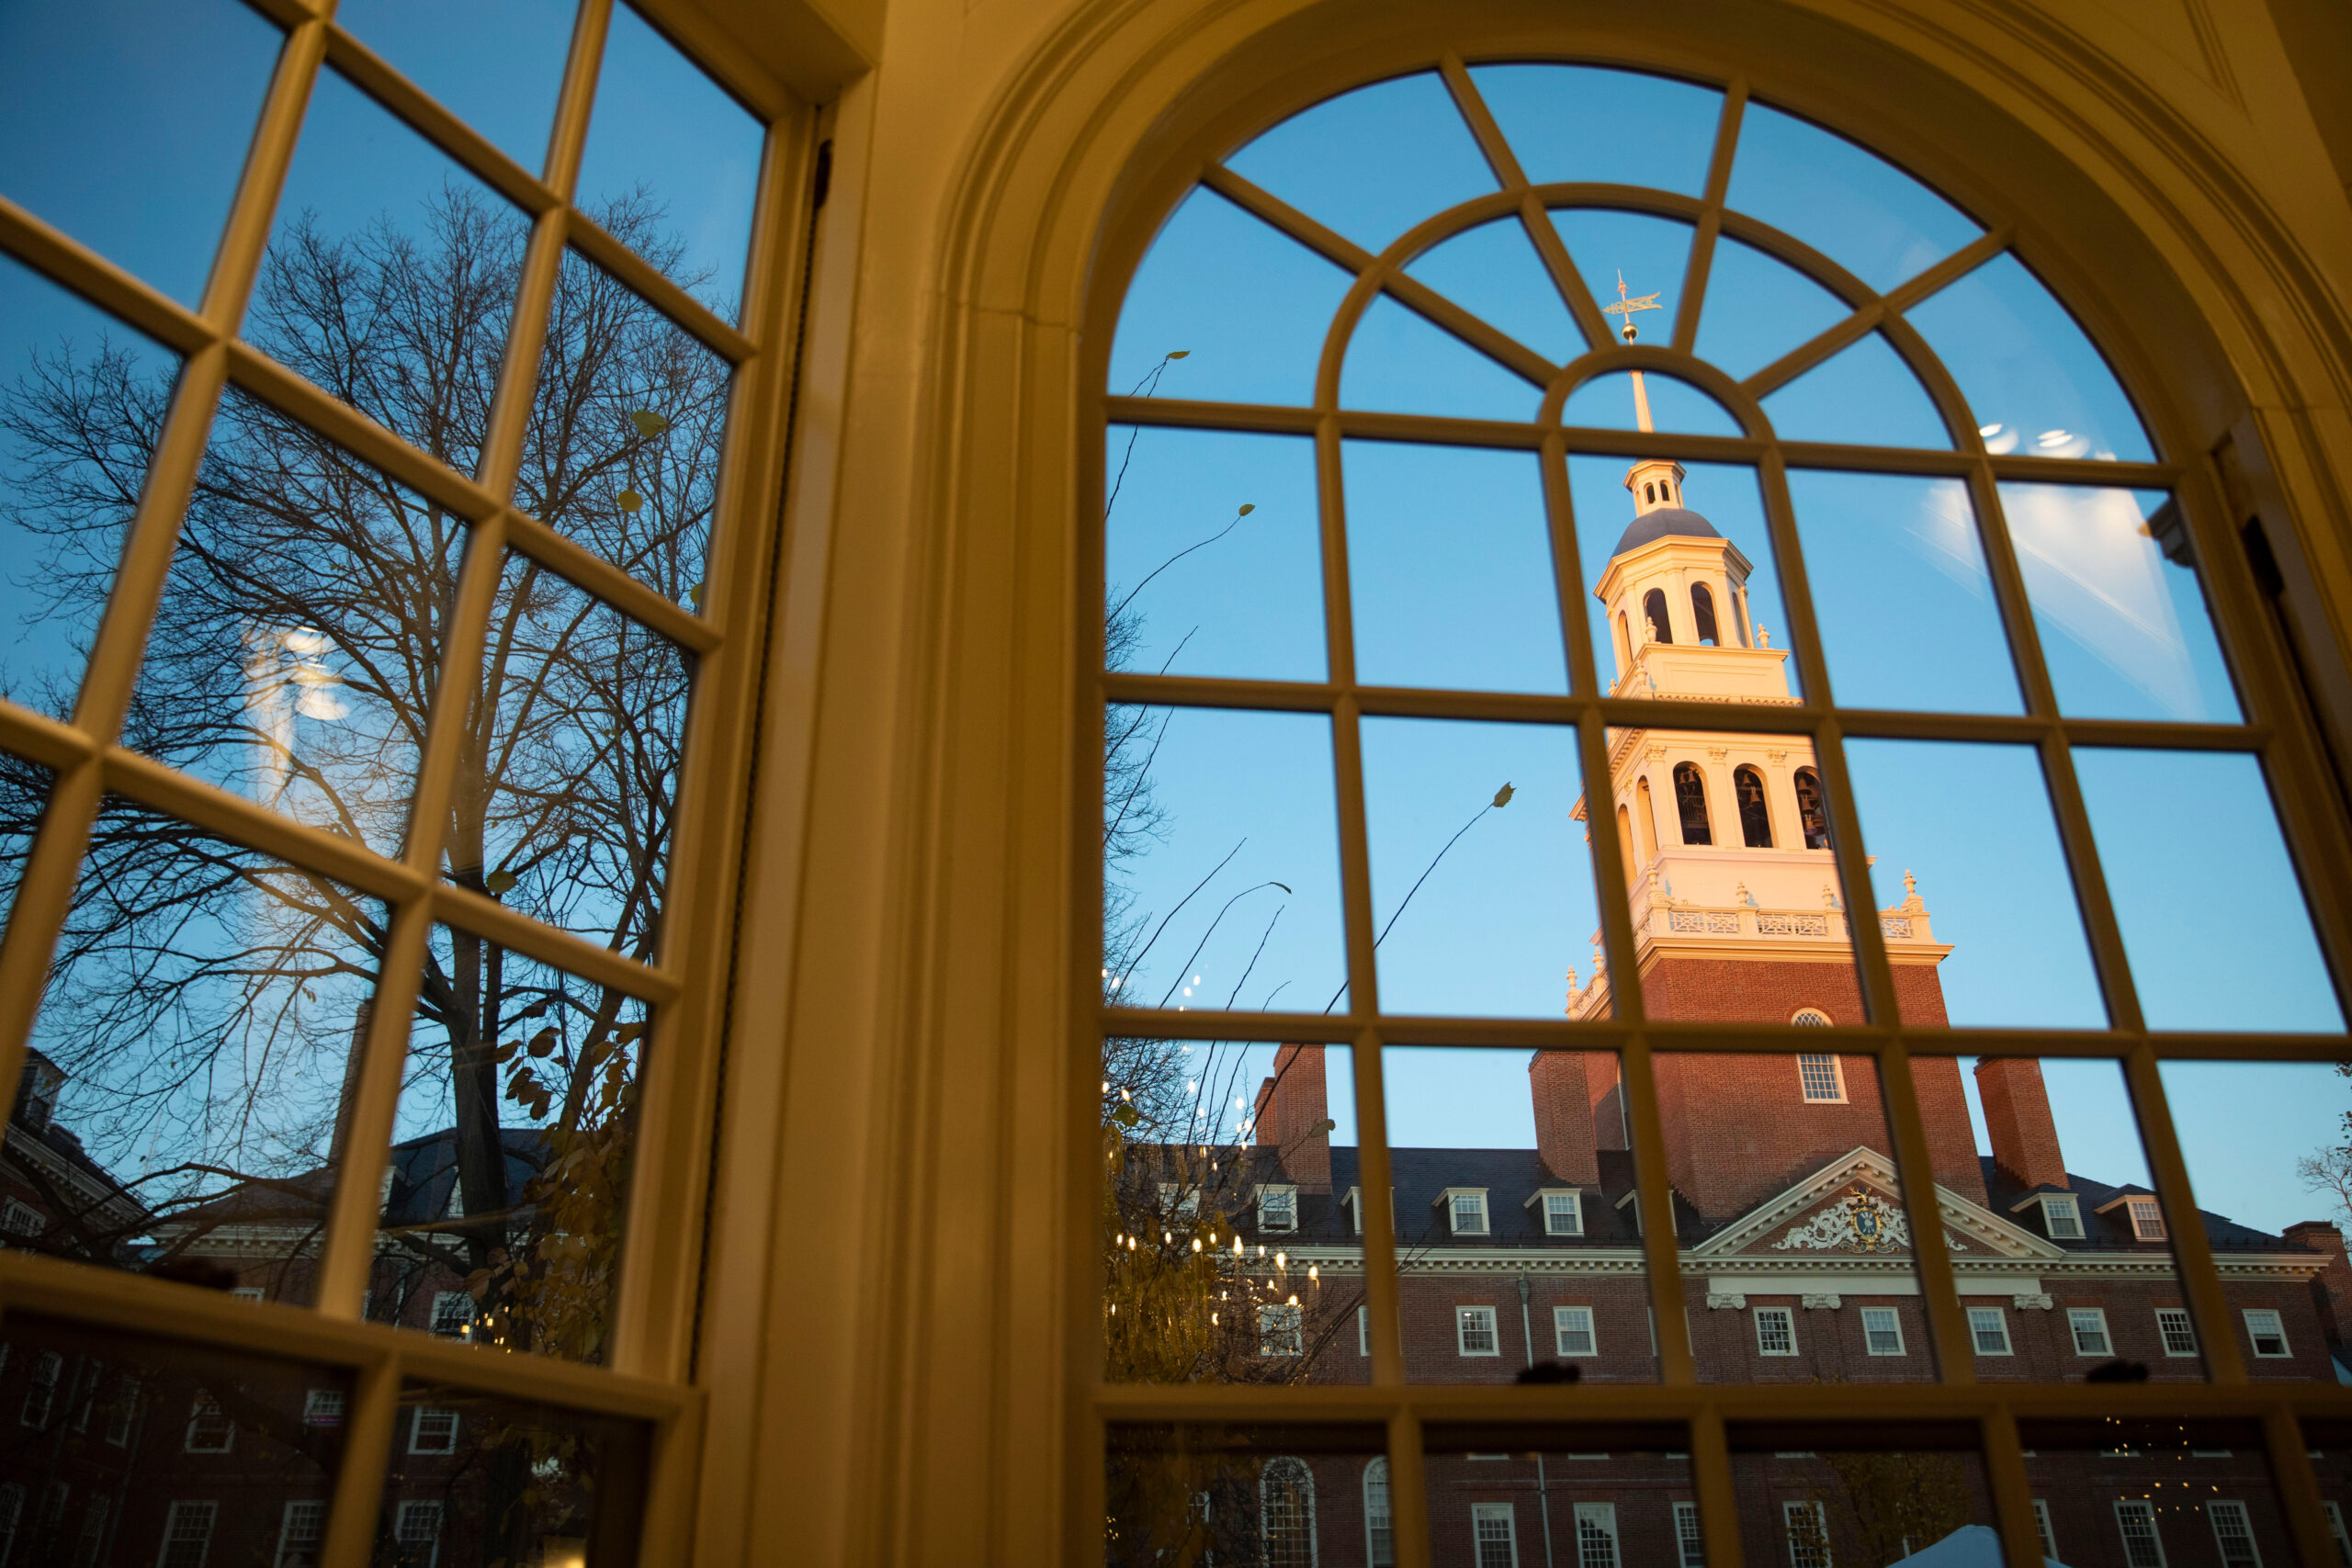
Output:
top-left (1611, 506), bottom-right (1722, 558)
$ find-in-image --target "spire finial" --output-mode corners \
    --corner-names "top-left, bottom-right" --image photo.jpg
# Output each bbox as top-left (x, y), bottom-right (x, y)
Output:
top-left (1600, 270), bottom-right (1666, 434)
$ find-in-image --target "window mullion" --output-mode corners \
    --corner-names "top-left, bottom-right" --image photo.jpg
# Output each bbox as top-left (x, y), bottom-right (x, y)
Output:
top-left (1690, 1406), bottom-right (1746, 1568)
top-left (2120, 1043), bottom-right (2247, 1382)
top-left (312, 905), bottom-right (435, 1317)
top-left (314, 1349), bottom-right (401, 1568)
top-left (1387, 1408), bottom-right (1433, 1568)
top-left (1979, 1406), bottom-right (2046, 1568)
top-left (2262, 1407), bottom-right (2340, 1568)
top-left (1874, 1041), bottom-right (1977, 1384)
top-left (1670, 81), bottom-right (1745, 354)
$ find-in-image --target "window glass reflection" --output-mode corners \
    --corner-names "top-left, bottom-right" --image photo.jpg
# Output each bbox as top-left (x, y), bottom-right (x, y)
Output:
top-left (0, 754), bottom-right (52, 942)
top-left (1227, 73), bottom-right (1495, 257)
top-left (334, 0), bottom-right (576, 175)
top-left (576, 0), bottom-right (765, 321)
top-left (380, 1382), bottom-right (650, 1560)
top-left (0, 0), bottom-right (281, 307)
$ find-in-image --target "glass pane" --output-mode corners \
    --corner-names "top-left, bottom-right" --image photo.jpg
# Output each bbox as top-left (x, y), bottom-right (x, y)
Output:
top-left (1679, 1057), bottom-right (1933, 1382)
top-left (523, 248), bottom-right (729, 603)
top-left (2024, 1418), bottom-right (2290, 1568)
top-left (1843, 739), bottom-right (2106, 1028)
top-left (2163, 1058), bottom-right (2352, 1381)
top-left (0, 0), bottom-right (281, 306)
top-left (1784, 470), bottom-right (2023, 714)
top-left (0, 254), bottom-right (184, 721)
top-left (381, 1381), bottom-right (650, 1564)
top-left (1909, 253), bottom-right (2156, 463)
top-left (1551, 209), bottom-right (1695, 336)
top-left (2296, 1422), bottom-right (2352, 1553)
top-left (1996, 483), bottom-right (2241, 723)
top-left (17, 802), bottom-right (385, 1305)
top-left (1726, 102), bottom-right (1982, 293)
top-left (1226, 73), bottom-right (1495, 256)
top-left (1109, 188), bottom-right (1353, 406)
top-left (1104, 1038), bottom-right (1362, 1384)
top-left (443, 553), bottom-right (692, 955)
top-left (1425, 1426), bottom-right (1696, 1562)
top-left (0, 756), bottom-right (52, 941)
top-left (1385, 1047), bottom-right (1656, 1383)
top-left (1565, 371), bottom-right (1742, 436)
top-left (1938, 1055), bottom-right (2200, 1379)
top-left (1104, 1423), bottom-right (1389, 1566)
top-left (1693, 234), bottom-right (1855, 384)
top-left (1105, 426), bottom-right (1324, 682)
top-left (1761, 333), bottom-right (1951, 448)
top-left (254, 67), bottom-right (525, 467)
top-left (576, 1), bottom-right (764, 321)
top-left (0, 1315), bottom-right (354, 1565)
top-left (2074, 748), bottom-right (2343, 1032)
top-left (1729, 1428), bottom-right (1996, 1565)
top-left (336, 0), bottom-right (576, 175)
top-left (370, 931), bottom-right (650, 1362)
top-left (1469, 64), bottom-right (1723, 197)
top-left (1404, 218), bottom-right (1580, 367)
top-left (1342, 442), bottom-right (1566, 694)
top-left (1102, 707), bottom-right (1345, 1015)
top-left (1566, 456), bottom-right (1802, 702)
top-left (1359, 719), bottom-right (1598, 1018)
top-left (130, 390), bottom-right (458, 859)
top-left (1340, 295), bottom-right (1543, 420)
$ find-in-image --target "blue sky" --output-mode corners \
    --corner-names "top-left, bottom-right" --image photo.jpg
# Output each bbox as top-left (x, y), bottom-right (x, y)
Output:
top-left (1105, 64), bottom-right (2346, 1240)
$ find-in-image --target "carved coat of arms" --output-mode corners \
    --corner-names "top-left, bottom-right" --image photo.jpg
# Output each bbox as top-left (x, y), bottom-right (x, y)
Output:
top-left (1771, 1185), bottom-right (1911, 1254)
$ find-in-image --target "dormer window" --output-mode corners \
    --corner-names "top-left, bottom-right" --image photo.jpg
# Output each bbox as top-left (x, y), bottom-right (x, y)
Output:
top-left (2042, 1195), bottom-right (2083, 1239)
top-left (2127, 1198), bottom-right (2165, 1240)
top-left (1531, 1189), bottom-right (1584, 1236)
top-left (1615, 1190), bottom-right (1678, 1236)
top-left (1440, 1189), bottom-right (1489, 1236)
top-left (1256, 1184), bottom-right (1297, 1233)
top-left (1158, 1182), bottom-right (1200, 1220)
top-left (1342, 1187), bottom-right (1392, 1236)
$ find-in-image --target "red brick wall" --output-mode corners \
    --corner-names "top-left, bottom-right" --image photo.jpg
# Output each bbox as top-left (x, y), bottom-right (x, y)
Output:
top-left (1975, 1057), bottom-right (2069, 1190)
top-left (1531, 1052), bottom-right (1604, 1184)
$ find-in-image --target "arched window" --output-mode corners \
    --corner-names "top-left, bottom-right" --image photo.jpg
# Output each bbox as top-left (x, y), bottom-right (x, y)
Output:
top-left (1644, 481), bottom-right (1656, 503)
top-left (1735, 765), bottom-right (1772, 847)
top-left (1673, 762), bottom-right (1712, 845)
top-left (1793, 767), bottom-right (1831, 850)
top-left (1363, 1458), bottom-right (1395, 1567)
top-left (1262, 1456), bottom-right (1317, 1568)
top-left (1614, 611), bottom-right (1632, 672)
top-left (1616, 804), bottom-right (1637, 885)
top-left (1792, 1009), bottom-right (1834, 1026)
top-left (1641, 588), bottom-right (1672, 644)
top-left (1691, 582), bottom-right (1721, 646)
top-left (1635, 779), bottom-right (1659, 861)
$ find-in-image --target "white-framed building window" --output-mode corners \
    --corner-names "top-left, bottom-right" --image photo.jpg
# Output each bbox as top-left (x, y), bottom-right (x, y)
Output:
top-left (393, 1499), bottom-right (445, 1568)
top-left (1473, 1502), bottom-right (1521, 1568)
top-left (1457, 1305), bottom-right (1500, 1357)
top-left (1755, 1306), bottom-right (1798, 1356)
top-left (0, 1199), bottom-right (40, 1237)
top-left (2125, 1197), bottom-right (2166, 1240)
top-left (275, 1498), bottom-right (325, 1568)
top-left (1538, 1189), bottom-right (1583, 1235)
top-left (1363, 1457), bottom-right (1394, 1568)
top-left (2032, 1500), bottom-right (2057, 1562)
top-left (408, 1406), bottom-right (459, 1455)
top-left (1442, 1188), bottom-right (1490, 1236)
top-left (19, 1350), bottom-right (60, 1429)
top-left (184, 1393), bottom-right (234, 1454)
top-left (75, 1495), bottom-right (108, 1568)
top-left (2154, 1308), bottom-right (2199, 1358)
top-left (2067, 1308), bottom-right (2112, 1357)
top-left (1157, 1182), bottom-right (1199, 1220)
top-left (1785, 1500), bottom-right (1832, 1568)
top-left (2042, 1196), bottom-right (2084, 1239)
top-left (1968, 1307), bottom-right (2012, 1356)
top-left (1555, 1305), bottom-right (1597, 1357)
top-left (1860, 1307), bottom-right (1905, 1356)
top-left (1358, 1304), bottom-right (1370, 1358)
top-left (1675, 1500), bottom-right (1707, 1568)
top-left (1258, 1302), bottom-right (1304, 1358)
top-left (428, 1291), bottom-right (474, 1337)
top-left (2243, 1309), bottom-right (2291, 1358)
top-left (1261, 1456), bottom-right (1315, 1568)
top-left (2208, 1500), bottom-right (2260, 1568)
top-left (1796, 1054), bottom-right (1845, 1102)
top-left (303, 1389), bottom-right (346, 1427)
top-left (1791, 1009), bottom-right (1834, 1027)
top-left (159, 1499), bottom-right (219, 1568)
top-left (1257, 1184), bottom-right (1297, 1233)
top-left (1575, 1503), bottom-right (1622, 1568)
top-left (229, 1286), bottom-right (265, 1303)
top-left (2322, 1500), bottom-right (2352, 1568)
top-left (2116, 1499), bottom-right (2167, 1568)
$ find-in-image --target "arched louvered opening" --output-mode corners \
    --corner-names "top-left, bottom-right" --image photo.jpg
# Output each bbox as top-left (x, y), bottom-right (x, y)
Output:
top-left (1614, 611), bottom-right (1633, 673)
top-left (1793, 767), bottom-right (1831, 850)
top-left (1635, 778), bottom-right (1660, 861)
top-left (1691, 582), bottom-right (1722, 647)
top-left (1263, 1455), bottom-right (1318, 1568)
top-left (1617, 804), bottom-right (1638, 884)
top-left (1736, 765), bottom-right (1772, 847)
top-left (1673, 762), bottom-right (1713, 846)
top-left (1642, 587), bottom-right (1672, 645)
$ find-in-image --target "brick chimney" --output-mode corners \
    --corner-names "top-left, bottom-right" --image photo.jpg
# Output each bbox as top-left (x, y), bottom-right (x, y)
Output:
top-left (1254, 1043), bottom-right (1330, 1193)
top-left (2285, 1221), bottom-right (2352, 1344)
top-left (1974, 1057), bottom-right (2068, 1191)
top-left (1530, 1051), bottom-right (1603, 1185)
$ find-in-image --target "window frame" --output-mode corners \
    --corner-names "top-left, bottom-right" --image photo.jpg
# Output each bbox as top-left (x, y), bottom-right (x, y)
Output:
top-left (408, 1405), bottom-right (459, 1455)
top-left (2208, 1498), bottom-right (2262, 1568)
top-left (1573, 1501), bottom-right (1622, 1568)
top-left (1860, 1306), bottom-right (1906, 1357)
top-left (1456, 1304), bottom-right (1501, 1357)
top-left (1675, 1500), bottom-right (1706, 1568)
top-left (1784, 1499), bottom-right (1832, 1568)
top-left (1968, 1306), bottom-right (2013, 1357)
top-left (2245, 1308), bottom-right (2293, 1359)
top-left (1473, 1501), bottom-right (1521, 1568)
top-left (2155, 1307), bottom-right (2199, 1358)
top-left (1256, 1184), bottom-right (1299, 1234)
top-left (1755, 1306), bottom-right (1799, 1357)
top-left (1444, 1187), bottom-right (1490, 1236)
top-left (1537, 1188), bottom-right (1584, 1236)
top-left (2067, 1308), bottom-right (2114, 1357)
top-left (1555, 1304), bottom-right (1598, 1357)
top-left (1796, 1055), bottom-right (1847, 1104)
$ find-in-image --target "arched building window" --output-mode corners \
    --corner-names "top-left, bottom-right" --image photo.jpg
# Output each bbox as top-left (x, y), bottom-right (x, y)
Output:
top-left (1641, 587), bottom-right (1672, 644)
top-left (1793, 767), bottom-right (1831, 850)
top-left (1635, 779), bottom-right (1660, 861)
top-left (1735, 766), bottom-right (1772, 847)
top-left (1363, 1458), bottom-right (1395, 1567)
top-left (1672, 763), bottom-right (1712, 846)
top-left (1614, 612), bottom-right (1632, 671)
top-left (1691, 582), bottom-right (1721, 646)
top-left (1262, 1456), bottom-right (1317, 1567)
top-left (1616, 804), bottom-right (1637, 884)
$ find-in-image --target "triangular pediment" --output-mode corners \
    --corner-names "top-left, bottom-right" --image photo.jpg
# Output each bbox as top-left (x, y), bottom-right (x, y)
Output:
top-left (1690, 1146), bottom-right (2066, 1261)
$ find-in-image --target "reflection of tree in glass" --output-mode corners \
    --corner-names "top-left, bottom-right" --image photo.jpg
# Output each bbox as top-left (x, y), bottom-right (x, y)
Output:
top-left (0, 186), bottom-right (715, 1369)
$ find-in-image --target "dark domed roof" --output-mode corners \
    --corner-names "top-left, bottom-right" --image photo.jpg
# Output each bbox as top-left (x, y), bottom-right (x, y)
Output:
top-left (1611, 507), bottom-right (1722, 558)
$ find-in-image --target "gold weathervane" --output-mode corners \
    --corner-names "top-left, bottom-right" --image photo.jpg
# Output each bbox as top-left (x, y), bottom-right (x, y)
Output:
top-left (1600, 271), bottom-right (1666, 434)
